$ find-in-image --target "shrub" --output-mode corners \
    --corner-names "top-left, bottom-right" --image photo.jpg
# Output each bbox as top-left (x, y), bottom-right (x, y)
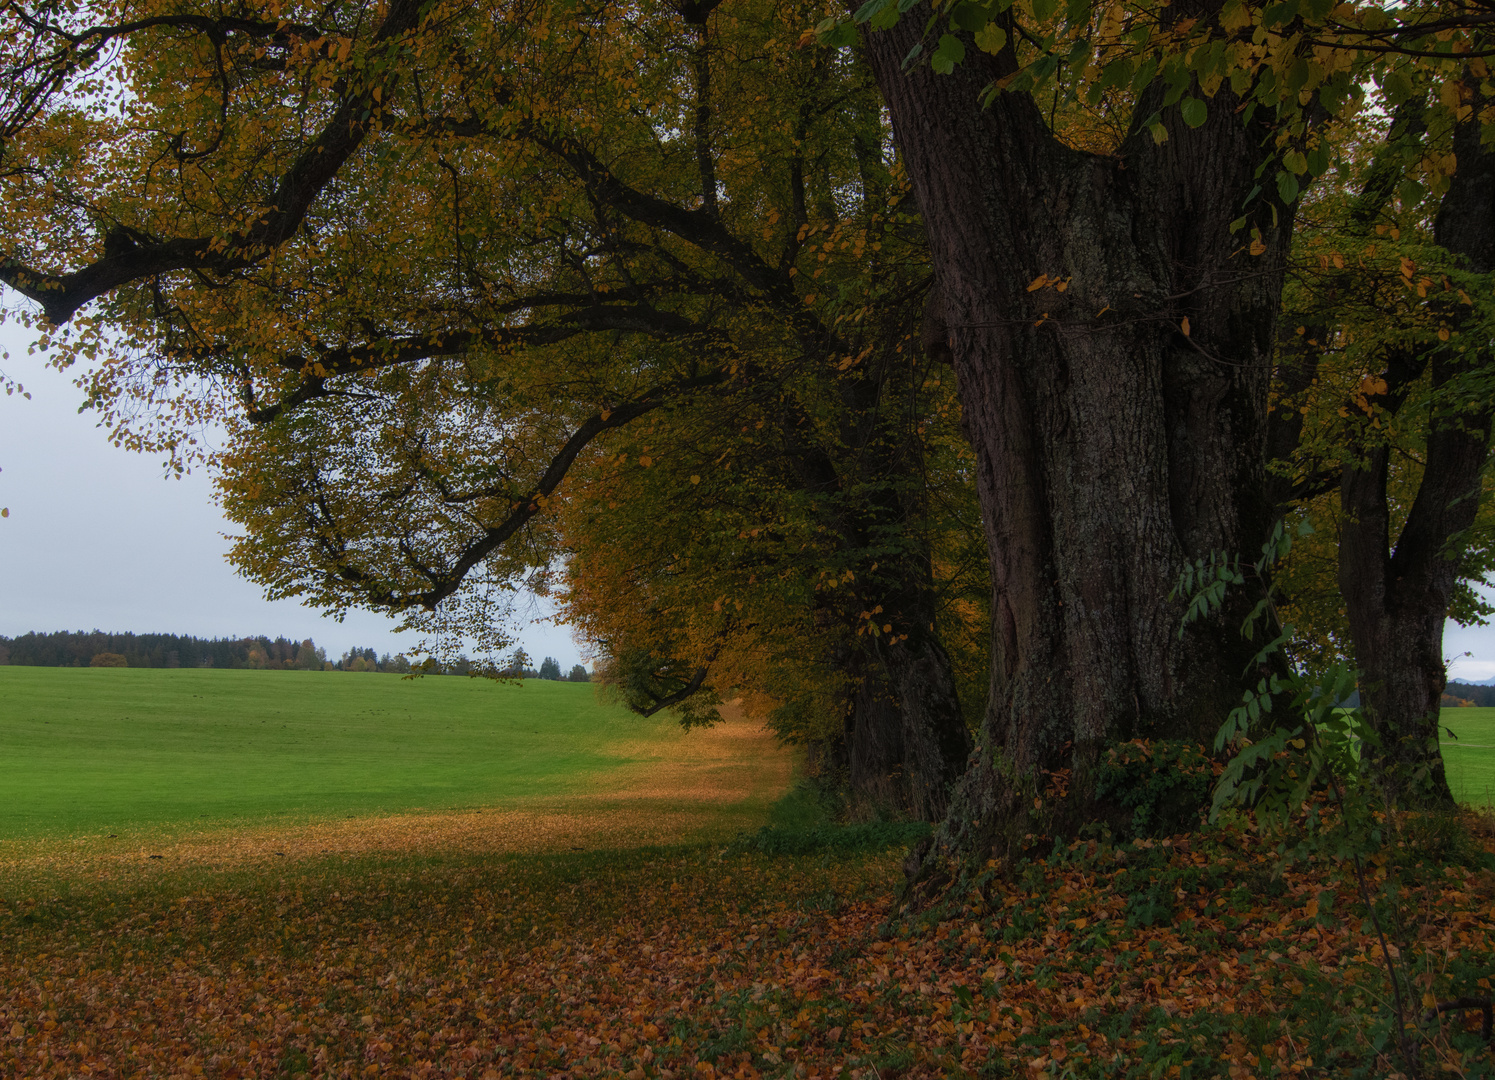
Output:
top-left (89, 652), bottom-right (127, 668)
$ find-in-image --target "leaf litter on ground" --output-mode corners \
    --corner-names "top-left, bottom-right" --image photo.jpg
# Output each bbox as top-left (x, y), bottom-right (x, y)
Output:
top-left (3, 756), bottom-right (1495, 1078)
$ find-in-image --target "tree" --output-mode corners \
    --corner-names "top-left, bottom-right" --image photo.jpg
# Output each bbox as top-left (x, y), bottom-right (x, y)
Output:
top-left (538, 656), bottom-right (562, 680)
top-left (6, 0), bottom-right (1491, 870)
top-left (1269, 97), bottom-right (1495, 808)
top-left (0, 0), bottom-right (976, 818)
top-left (813, 0), bottom-right (1495, 875)
top-left (293, 638), bottom-right (326, 670)
top-left (555, 321), bottom-right (986, 817)
top-left (567, 663), bottom-right (590, 682)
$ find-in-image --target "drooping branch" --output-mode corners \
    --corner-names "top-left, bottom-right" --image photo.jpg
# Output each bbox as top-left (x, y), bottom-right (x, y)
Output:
top-left (241, 305), bottom-right (722, 422)
top-left (634, 665), bottom-right (711, 716)
top-left (325, 370), bottom-right (728, 611)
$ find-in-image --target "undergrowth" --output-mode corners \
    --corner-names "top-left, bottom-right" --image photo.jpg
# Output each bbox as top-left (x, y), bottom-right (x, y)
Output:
top-left (725, 783), bottom-right (932, 857)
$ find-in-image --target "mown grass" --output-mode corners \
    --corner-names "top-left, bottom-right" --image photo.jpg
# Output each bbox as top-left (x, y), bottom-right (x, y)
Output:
top-left (1440, 707), bottom-right (1495, 808)
top-left (0, 668), bottom-right (695, 838)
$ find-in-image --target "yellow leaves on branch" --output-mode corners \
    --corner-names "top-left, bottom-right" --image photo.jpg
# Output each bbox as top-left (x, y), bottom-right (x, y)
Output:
top-left (1026, 273), bottom-right (1070, 293)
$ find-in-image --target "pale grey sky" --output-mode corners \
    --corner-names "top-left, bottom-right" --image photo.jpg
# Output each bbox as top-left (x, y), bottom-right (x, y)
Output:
top-left (0, 322), bottom-right (587, 669)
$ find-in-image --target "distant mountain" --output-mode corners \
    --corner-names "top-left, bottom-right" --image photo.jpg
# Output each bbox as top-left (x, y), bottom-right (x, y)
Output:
top-left (1450, 677), bottom-right (1495, 687)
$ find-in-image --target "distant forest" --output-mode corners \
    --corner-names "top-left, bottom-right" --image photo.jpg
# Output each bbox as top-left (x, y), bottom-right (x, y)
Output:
top-left (0, 631), bottom-right (588, 680)
top-left (1445, 681), bottom-right (1495, 707)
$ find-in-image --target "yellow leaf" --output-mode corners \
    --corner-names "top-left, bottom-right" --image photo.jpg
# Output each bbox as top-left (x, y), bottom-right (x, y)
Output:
top-left (638, 456), bottom-right (653, 467)
top-left (1438, 327), bottom-right (1451, 341)
top-left (1027, 273), bottom-right (1049, 292)
top-left (1304, 898), bottom-right (1319, 917)
top-left (1250, 238), bottom-right (1266, 256)
top-left (600, 409), bottom-right (612, 421)
top-left (1180, 317), bottom-right (1191, 337)
top-left (8, 1023), bottom-right (21, 1038)
top-left (973, 22), bottom-right (1007, 54)
top-left (690, 475), bottom-right (700, 484)
top-left (1423, 992), bottom-right (1439, 1010)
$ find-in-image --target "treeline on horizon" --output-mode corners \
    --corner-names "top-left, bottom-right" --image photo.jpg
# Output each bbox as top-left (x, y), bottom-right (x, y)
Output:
top-left (1443, 680), bottom-right (1495, 707)
top-left (0, 631), bottom-right (589, 680)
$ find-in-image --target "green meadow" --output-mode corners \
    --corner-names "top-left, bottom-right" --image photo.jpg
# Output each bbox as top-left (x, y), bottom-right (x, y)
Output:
top-left (0, 666), bottom-right (682, 838)
top-left (1439, 705), bottom-right (1495, 808)
top-left (4, 667), bottom-right (1495, 843)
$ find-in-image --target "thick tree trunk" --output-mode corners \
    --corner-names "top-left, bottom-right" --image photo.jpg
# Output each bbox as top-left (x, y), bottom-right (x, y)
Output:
top-left (859, 18), bottom-right (1291, 878)
top-left (1339, 444), bottom-right (1461, 808)
top-left (839, 588), bottom-right (973, 821)
top-left (1338, 110), bottom-right (1495, 810)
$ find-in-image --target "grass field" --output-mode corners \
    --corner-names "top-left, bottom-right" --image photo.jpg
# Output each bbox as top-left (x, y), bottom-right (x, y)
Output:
top-left (2, 670), bottom-right (1495, 1077)
top-left (0, 667), bottom-right (788, 841)
top-left (1440, 706), bottom-right (1495, 807)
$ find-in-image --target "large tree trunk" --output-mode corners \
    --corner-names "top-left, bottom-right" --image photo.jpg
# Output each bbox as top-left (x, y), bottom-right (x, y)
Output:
top-left (793, 358), bottom-right (974, 821)
top-left (1338, 108), bottom-right (1495, 810)
top-left (837, 562), bottom-right (973, 821)
top-left (859, 17), bottom-right (1291, 879)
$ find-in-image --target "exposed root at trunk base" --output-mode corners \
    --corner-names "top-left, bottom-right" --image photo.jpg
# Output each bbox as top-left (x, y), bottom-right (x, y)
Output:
top-left (898, 739), bottom-right (1218, 913)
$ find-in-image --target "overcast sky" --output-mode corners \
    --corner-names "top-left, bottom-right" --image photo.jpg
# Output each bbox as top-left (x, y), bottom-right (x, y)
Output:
top-left (0, 320), bottom-right (588, 668)
top-left (4, 314), bottom-right (1495, 680)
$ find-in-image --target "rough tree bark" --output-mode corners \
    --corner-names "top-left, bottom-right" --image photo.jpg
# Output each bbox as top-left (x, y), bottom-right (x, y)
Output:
top-left (845, 635), bottom-right (973, 821)
top-left (1338, 108), bottom-right (1495, 809)
top-left (858, 12), bottom-right (1293, 881)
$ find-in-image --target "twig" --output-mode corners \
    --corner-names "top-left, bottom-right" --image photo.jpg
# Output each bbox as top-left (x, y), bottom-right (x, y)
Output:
top-left (1423, 997), bottom-right (1494, 1044)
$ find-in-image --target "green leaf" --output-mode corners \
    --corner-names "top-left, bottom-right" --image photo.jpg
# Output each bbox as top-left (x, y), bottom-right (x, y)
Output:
top-left (1276, 169), bottom-right (1300, 205)
top-left (1032, 0), bottom-right (1059, 19)
top-left (852, 0), bottom-right (890, 23)
top-left (973, 21), bottom-right (1007, 53)
top-left (901, 40), bottom-right (924, 69)
top-left (1179, 96), bottom-right (1207, 128)
top-left (815, 17), bottom-right (859, 46)
top-left (1262, 0), bottom-right (1298, 26)
top-left (950, 2), bottom-right (989, 30)
top-left (931, 33), bottom-right (966, 74)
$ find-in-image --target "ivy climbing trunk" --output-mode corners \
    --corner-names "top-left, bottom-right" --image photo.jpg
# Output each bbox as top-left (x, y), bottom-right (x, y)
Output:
top-left (859, 15), bottom-right (1291, 879)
